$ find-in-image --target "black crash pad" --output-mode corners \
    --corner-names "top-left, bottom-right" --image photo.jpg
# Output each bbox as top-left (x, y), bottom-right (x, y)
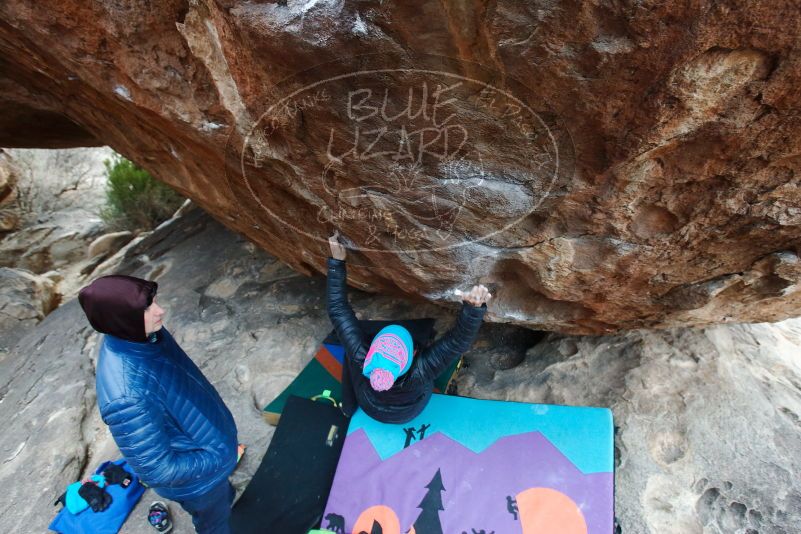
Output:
top-left (231, 395), bottom-right (350, 534)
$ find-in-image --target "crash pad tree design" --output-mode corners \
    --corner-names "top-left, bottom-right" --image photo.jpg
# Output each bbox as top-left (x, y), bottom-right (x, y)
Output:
top-left (411, 469), bottom-right (446, 534)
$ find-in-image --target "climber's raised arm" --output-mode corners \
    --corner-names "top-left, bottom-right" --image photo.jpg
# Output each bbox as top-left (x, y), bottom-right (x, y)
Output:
top-left (413, 284), bottom-right (491, 381)
top-left (326, 231), bottom-right (366, 360)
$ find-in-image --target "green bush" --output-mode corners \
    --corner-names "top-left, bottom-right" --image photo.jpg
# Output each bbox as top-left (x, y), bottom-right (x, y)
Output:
top-left (100, 156), bottom-right (184, 231)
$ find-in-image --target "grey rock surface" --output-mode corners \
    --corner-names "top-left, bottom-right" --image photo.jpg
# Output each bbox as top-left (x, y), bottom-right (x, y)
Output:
top-left (463, 322), bottom-right (801, 533)
top-left (0, 267), bottom-right (59, 354)
top-left (0, 147), bottom-right (119, 343)
top-left (86, 230), bottom-right (134, 261)
top-left (0, 147), bottom-right (114, 276)
top-left (0, 209), bottom-right (799, 533)
top-left (0, 216), bottom-right (106, 273)
top-left (0, 151), bottom-right (21, 233)
top-left (3, 147), bottom-right (114, 219)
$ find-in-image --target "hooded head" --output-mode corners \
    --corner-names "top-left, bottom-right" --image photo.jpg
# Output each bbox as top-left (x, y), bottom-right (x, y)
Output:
top-left (78, 275), bottom-right (158, 343)
top-left (362, 324), bottom-right (413, 391)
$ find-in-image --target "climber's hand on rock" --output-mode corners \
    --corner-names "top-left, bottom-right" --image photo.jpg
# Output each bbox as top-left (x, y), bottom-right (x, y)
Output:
top-left (460, 284), bottom-right (491, 307)
top-left (329, 230), bottom-right (347, 261)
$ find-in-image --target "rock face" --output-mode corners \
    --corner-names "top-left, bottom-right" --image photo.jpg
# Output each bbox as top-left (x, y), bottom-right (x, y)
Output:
top-left (0, 147), bottom-right (132, 349)
top-left (86, 230), bottom-right (134, 260)
top-left (1, 209), bottom-right (799, 533)
top-left (0, 151), bottom-right (21, 233)
top-left (464, 318), bottom-right (801, 534)
top-left (0, 147), bottom-right (191, 347)
top-left (0, 148), bottom-right (116, 275)
top-left (0, 267), bottom-right (58, 352)
top-left (2, 2), bottom-right (801, 333)
top-left (1, 147), bottom-right (113, 218)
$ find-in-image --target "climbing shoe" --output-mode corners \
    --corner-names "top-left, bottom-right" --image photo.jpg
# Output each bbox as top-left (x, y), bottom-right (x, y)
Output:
top-left (147, 501), bottom-right (173, 533)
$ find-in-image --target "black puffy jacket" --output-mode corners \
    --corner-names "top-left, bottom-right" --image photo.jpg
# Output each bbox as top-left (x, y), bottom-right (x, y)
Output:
top-left (327, 257), bottom-right (487, 423)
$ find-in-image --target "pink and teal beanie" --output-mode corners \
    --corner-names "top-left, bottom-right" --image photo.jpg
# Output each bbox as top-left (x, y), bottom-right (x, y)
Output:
top-left (362, 324), bottom-right (413, 391)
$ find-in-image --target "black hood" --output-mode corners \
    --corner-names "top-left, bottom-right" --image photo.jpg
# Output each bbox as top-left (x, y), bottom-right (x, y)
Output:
top-left (78, 275), bottom-right (158, 343)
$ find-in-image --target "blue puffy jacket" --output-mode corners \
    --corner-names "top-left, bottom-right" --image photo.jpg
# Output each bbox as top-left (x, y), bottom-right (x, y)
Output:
top-left (95, 328), bottom-right (238, 501)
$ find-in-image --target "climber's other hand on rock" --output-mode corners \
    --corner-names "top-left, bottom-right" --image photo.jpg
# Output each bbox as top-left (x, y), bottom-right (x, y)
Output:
top-left (462, 284), bottom-right (491, 307)
top-left (329, 230), bottom-right (347, 261)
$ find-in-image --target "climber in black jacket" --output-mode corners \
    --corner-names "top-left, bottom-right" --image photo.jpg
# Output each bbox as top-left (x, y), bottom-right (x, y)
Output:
top-left (326, 231), bottom-right (490, 424)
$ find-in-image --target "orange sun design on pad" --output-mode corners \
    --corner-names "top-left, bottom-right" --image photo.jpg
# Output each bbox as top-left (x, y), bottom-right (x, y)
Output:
top-left (516, 487), bottom-right (588, 534)
top-left (352, 505), bottom-right (401, 534)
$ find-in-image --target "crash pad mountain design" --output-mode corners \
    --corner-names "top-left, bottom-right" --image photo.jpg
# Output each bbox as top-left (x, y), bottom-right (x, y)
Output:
top-left (346, 394), bottom-right (613, 474)
top-left (324, 394), bottom-right (613, 534)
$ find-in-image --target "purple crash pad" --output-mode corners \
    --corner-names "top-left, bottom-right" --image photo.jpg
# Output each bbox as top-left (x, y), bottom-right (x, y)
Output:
top-left (323, 393), bottom-right (614, 534)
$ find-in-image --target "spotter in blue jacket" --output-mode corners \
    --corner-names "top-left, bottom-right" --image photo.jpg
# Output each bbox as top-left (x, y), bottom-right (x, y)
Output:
top-left (79, 275), bottom-right (238, 502)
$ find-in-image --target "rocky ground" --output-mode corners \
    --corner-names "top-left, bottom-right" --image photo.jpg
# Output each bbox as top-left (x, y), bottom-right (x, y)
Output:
top-left (0, 204), bottom-right (799, 533)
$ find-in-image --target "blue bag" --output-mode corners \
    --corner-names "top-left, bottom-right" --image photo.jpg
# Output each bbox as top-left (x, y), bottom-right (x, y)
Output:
top-left (49, 459), bottom-right (146, 534)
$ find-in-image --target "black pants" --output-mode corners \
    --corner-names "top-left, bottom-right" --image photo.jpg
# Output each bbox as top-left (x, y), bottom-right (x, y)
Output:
top-left (174, 479), bottom-right (234, 534)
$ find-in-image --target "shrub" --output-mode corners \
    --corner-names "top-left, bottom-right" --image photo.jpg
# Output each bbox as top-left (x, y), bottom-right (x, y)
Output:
top-left (100, 155), bottom-right (184, 231)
